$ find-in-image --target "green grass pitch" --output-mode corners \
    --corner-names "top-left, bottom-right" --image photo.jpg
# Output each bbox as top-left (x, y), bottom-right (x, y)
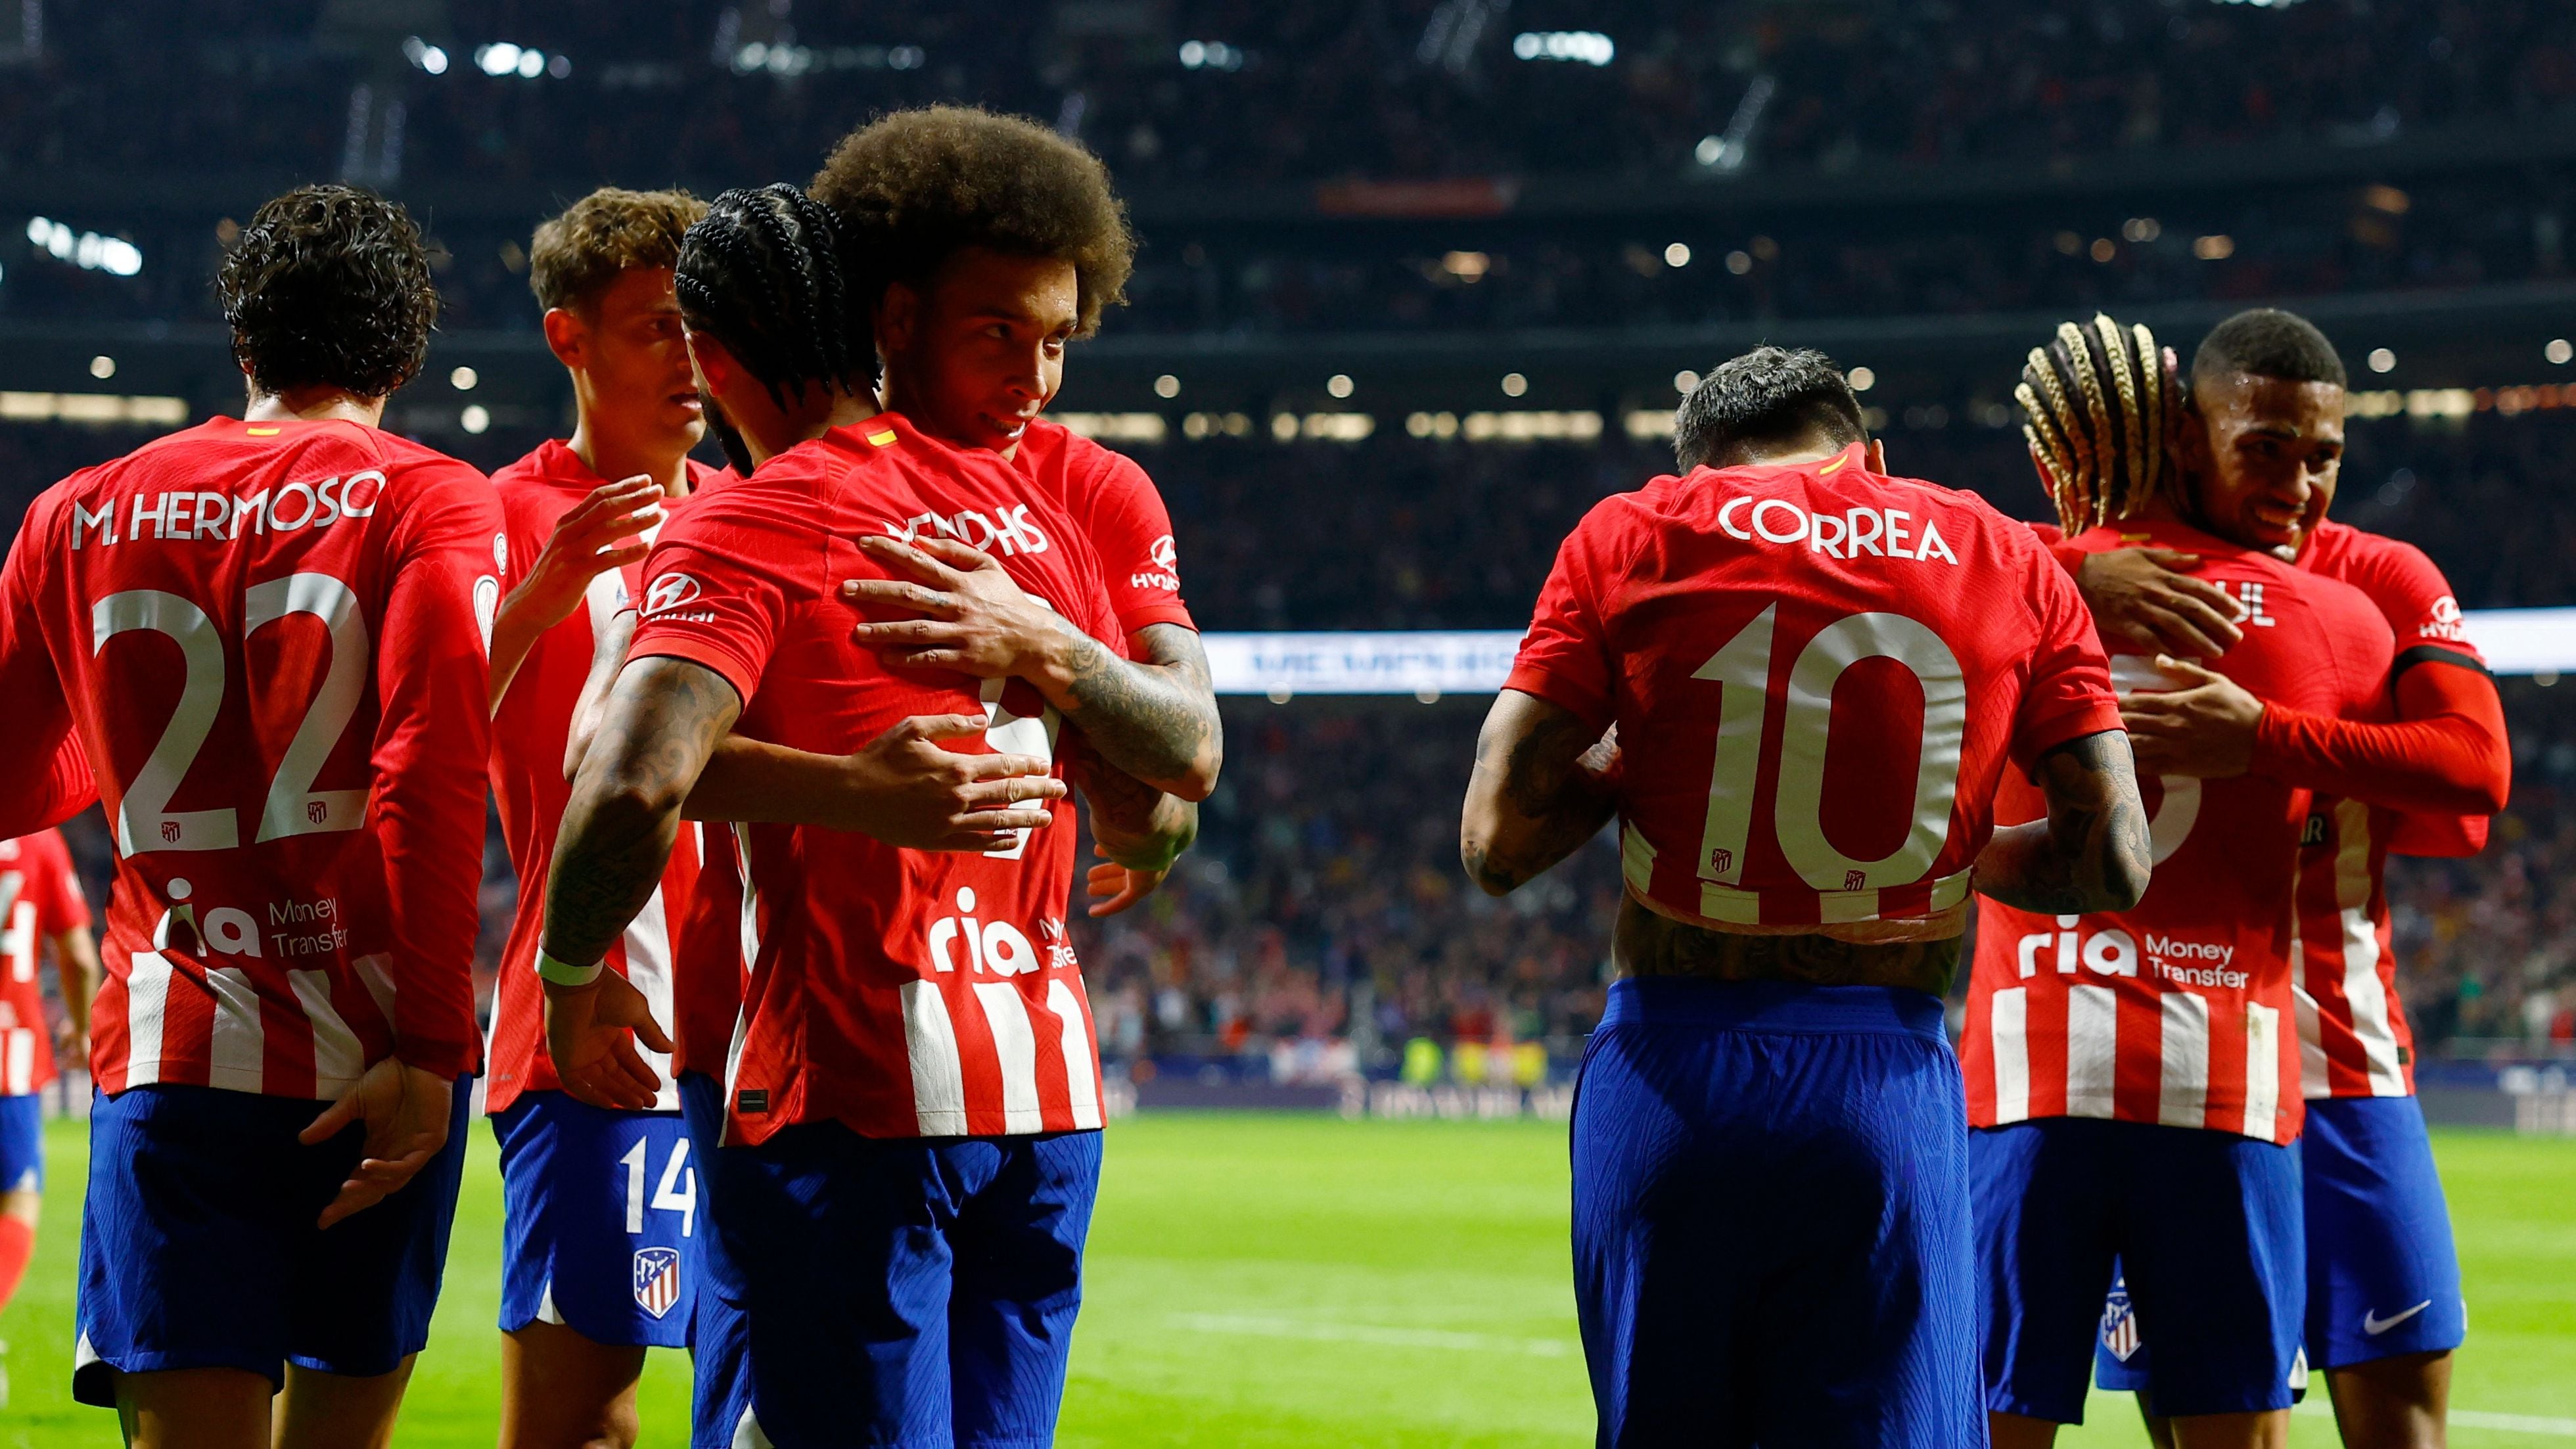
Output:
top-left (2, 1113), bottom-right (2571, 1446)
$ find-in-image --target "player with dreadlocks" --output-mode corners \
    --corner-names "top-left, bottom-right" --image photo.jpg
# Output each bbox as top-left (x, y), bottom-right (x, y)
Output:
top-left (2026, 311), bottom-right (2512, 1449)
top-left (1960, 310), bottom-right (2400, 1449)
top-left (540, 183), bottom-right (1189, 1449)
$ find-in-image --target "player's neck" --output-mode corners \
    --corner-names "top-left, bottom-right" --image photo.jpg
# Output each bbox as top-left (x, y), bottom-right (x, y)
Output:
top-left (566, 414), bottom-right (693, 497)
top-left (242, 386), bottom-right (384, 430)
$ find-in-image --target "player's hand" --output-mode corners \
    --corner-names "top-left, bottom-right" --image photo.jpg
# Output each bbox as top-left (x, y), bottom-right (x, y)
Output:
top-left (543, 971), bottom-right (676, 1112)
top-left (2075, 548), bottom-right (2246, 660)
top-left (827, 714), bottom-right (1068, 850)
top-left (844, 536), bottom-right (1070, 683)
top-left (1085, 860), bottom-right (1167, 918)
top-left (506, 476), bottom-right (665, 633)
top-left (55, 1021), bottom-right (87, 1068)
top-left (2119, 655), bottom-right (2264, 778)
top-left (300, 1057), bottom-right (453, 1230)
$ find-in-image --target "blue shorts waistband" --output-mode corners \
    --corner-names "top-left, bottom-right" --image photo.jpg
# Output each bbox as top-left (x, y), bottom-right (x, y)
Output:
top-left (1598, 976), bottom-right (1948, 1041)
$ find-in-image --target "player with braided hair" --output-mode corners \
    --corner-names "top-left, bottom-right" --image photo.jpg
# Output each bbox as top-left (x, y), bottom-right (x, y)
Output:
top-left (541, 178), bottom-right (1189, 1449)
top-left (2051, 311), bottom-right (2512, 1449)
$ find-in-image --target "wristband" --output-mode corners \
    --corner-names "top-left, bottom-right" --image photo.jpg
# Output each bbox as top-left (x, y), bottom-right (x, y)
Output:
top-left (536, 949), bottom-right (605, 988)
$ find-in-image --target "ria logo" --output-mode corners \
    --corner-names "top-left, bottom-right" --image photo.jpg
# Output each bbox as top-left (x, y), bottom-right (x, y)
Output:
top-left (645, 573), bottom-right (702, 614)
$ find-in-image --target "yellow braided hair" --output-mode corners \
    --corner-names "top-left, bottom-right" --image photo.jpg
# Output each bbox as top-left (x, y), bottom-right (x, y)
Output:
top-left (2017, 313), bottom-right (2174, 535)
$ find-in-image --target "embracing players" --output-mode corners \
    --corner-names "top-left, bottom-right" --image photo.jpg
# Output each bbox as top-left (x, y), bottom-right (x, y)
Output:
top-left (541, 184), bottom-right (1191, 1448)
top-left (0, 185), bottom-right (493, 1446)
top-left (1967, 315), bottom-right (2406, 1449)
top-left (1463, 345), bottom-right (2150, 1446)
top-left (2054, 311), bottom-right (2510, 1448)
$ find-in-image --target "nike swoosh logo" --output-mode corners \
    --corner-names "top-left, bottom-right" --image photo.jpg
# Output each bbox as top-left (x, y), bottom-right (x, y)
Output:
top-left (2362, 1301), bottom-right (2433, 1335)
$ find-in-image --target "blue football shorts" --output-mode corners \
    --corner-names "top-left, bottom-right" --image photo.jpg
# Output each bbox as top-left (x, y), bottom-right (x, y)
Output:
top-left (74, 1075), bottom-right (472, 1404)
top-left (680, 1072), bottom-right (1104, 1449)
top-left (492, 1090), bottom-right (699, 1350)
top-left (2097, 1092), bottom-right (2463, 1389)
top-left (1571, 976), bottom-right (1982, 1449)
top-left (1973, 1115), bottom-right (2304, 1422)
top-left (0, 1092), bottom-right (40, 1193)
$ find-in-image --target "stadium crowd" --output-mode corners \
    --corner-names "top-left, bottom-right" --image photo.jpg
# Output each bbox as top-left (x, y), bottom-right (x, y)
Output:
top-left (10, 1), bottom-right (2573, 189)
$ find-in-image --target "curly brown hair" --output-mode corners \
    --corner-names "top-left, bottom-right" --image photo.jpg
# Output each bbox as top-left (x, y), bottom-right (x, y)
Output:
top-left (809, 106), bottom-right (1135, 336)
top-left (530, 186), bottom-right (708, 312)
top-left (218, 184), bottom-right (438, 400)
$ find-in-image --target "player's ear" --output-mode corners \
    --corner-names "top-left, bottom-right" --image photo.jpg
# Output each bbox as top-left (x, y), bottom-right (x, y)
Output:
top-left (541, 306), bottom-right (586, 370)
top-left (1863, 438), bottom-right (1887, 474)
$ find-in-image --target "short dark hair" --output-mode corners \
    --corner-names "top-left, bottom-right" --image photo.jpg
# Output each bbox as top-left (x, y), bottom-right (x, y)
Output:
top-left (530, 187), bottom-right (708, 312)
top-left (675, 184), bottom-right (875, 409)
top-left (809, 105), bottom-right (1136, 336)
top-left (2192, 308), bottom-right (2347, 391)
top-left (218, 184), bottom-right (438, 400)
top-left (1673, 346), bottom-right (1868, 470)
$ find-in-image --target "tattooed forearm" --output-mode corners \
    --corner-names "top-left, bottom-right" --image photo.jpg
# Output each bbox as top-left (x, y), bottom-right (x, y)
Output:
top-left (1042, 622), bottom-right (1223, 801)
top-left (543, 657), bottom-right (743, 968)
top-left (1974, 730), bottom-right (2153, 915)
top-left (1612, 898), bottom-right (1964, 994)
top-left (1063, 726), bottom-right (1197, 871)
top-left (1460, 691), bottom-right (1620, 896)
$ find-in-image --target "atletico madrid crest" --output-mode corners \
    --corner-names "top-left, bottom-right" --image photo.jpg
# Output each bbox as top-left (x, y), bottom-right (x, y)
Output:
top-left (2099, 1279), bottom-right (2142, 1362)
top-left (632, 1247), bottom-right (683, 1320)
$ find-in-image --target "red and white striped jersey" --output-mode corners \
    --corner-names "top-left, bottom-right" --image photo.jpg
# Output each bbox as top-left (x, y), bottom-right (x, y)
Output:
top-left (626, 413), bottom-right (1121, 1145)
top-left (482, 442), bottom-right (722, 1115)
top-left (1965, 522), bottom-right (2395, 1144)
top-left (2290, 522), bottom-right (2489, 1099)
top-left (1507, 444), bottom-right (2121, 940)
top-left (0, 417), bottom-right (497, 1099)
top-left (0, 829), bottom-right (91, 1094)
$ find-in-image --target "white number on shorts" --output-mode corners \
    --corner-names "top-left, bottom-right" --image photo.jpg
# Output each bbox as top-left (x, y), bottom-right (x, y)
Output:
top-left (620, 1135), bottom-right (698, 1239)
top-left (1693, 605), bottom-right (1969, 892)
top-left (93, 575), bottom-right (375, 856)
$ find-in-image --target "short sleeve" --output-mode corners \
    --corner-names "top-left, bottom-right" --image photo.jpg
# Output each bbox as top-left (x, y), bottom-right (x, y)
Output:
top-left (1503, 509), bottom-right (1622, 734)
top-left (626, 492), bottom-right (806, 707)
top-left (1070, 444), bottom-right (1195, 638)
top-left (2008, 542), bottom-right (2124, 772)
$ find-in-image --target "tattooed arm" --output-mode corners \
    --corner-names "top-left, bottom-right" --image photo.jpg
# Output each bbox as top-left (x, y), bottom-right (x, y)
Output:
top-left (1973, 729), bottom-right (2153, 915)
top-left (1460, 689), bottom-right (1621, 896)
top-left (1061, 727), bottom-right (1199, 918)
top-left (842, 536), bottom-right (1224, 800)
top-left (540, 655), bottom-right (740, 1109)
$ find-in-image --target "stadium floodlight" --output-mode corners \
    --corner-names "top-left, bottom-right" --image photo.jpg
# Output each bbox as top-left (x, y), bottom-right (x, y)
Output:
top-left (2548, 339), bottom-right (2572, 365)
top-left (1847, 366), bottom-right (1876, 392)
top-left (90, 356), bottom-right (114, 380)
top-left (1674, 371), bottom-right (1701, 394)
top-left (517, 49), bottom-right (545, 78)
top-left (26, 217), bottom-right (143, 276)
top-left (1154, 374), bottom-right (1180, 398)
top-left (402, 36), bottom-right (449, 74)
top-left (1664, 242), bottom-right (1691, 267)
top-left (1500, 372), bottom-right (1528, 397)
top-left (1327, 374), bottom-right (1354, 399)
top-left (475, 43), bottom-right (520, 76)
top-left (2368, 348), bottom-right (2397, 374)
top-left (1511, 31), bottom-right (1615, 66)
top-left (461, 404), bottom-right (491, 434)
top-left (451, 366), bottom-right (479, 392)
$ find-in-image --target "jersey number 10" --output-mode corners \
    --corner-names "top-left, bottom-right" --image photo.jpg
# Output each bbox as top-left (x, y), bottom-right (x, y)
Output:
top-left (1693, 605), bottom-right (1968, 894)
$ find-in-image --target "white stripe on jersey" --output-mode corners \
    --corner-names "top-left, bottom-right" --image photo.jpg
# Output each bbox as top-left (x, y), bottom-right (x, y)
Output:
top-left (2067, 984), bottom-right (2117, 1118)
top-left (974, 982), bottom-right (1046, 1134)
top-left (900, 980), bottom-right (969, 1136)
top-left (2289, 906), bottom-right (2334, 1100)
top-left (2243, 1003), bottom-right (2282, 1141)
top-left (289, 969), bottom-right (364, 1096)
top-left (1046, 977), bottom-right (1105, 1130)
top-left (624, 881), bottom-right (680, 1111)
top-left (5, 1028), bottom-right (31, 1093)
top-left (2157, 991), bottom-right (2211, 1128)
top-left (1990, 986), bottom-right (2031, 1122)
top-left (353, 952), bottom-right (398, 1029)
top-left (126, 951), bottom-right (173, 1086)
top-left (206, 965), bottom-right (265, 1092)
top-left (2330, 800), bottom-right (2406, 1095)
